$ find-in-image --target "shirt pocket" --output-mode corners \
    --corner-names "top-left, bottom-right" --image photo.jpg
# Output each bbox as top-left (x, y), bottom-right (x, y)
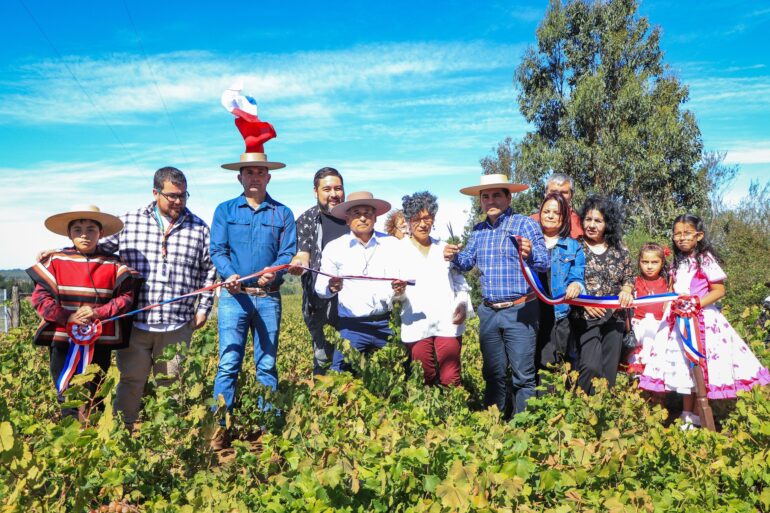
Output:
top-left (256, 220), bottom-right (284, 250)
top-left (227, 220), bottom-right (252, 247)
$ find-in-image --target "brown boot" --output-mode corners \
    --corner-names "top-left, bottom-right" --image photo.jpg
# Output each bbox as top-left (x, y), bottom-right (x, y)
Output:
top-left (210, 427), bottom-right (230, 450)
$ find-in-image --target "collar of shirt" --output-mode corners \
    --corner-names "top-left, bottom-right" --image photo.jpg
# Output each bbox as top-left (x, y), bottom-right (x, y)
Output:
top-left (345, 230), bottom-right (382, 249)
top-left (142, 202), bottom-right (189, 227)
top-left (235, 193), bottom-right (276, 212)
top-left (484, 207), bottom-right (513, 228)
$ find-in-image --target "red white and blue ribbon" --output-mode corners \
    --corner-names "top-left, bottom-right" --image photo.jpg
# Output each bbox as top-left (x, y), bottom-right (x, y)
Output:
top-left (511, 236), bottom-right (679, 309)
top-left (670, 297), bottom-right (706, 366)
top-left (56, 321), bottom-right (102, 393)
top-left (79, 264), bottom-right (413, 344)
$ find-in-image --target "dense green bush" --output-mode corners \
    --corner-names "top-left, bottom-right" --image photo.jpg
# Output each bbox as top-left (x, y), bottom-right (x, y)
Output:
top-left (1, 295), bottom-right (769, 512)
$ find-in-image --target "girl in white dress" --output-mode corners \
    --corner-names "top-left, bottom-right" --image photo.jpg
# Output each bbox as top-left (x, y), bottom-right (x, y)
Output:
top-left (639, 214), bottom-right (770, 427)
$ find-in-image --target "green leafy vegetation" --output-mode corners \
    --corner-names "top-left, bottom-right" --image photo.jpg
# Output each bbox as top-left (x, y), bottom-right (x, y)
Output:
top-left (1, 292), bottom-right (769, 511)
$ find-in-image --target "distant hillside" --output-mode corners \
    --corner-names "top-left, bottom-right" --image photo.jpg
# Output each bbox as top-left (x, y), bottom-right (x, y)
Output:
top-left (0, 269), bottom-right (31, 281)
top-left (0, 269), bottom-right (33, 293)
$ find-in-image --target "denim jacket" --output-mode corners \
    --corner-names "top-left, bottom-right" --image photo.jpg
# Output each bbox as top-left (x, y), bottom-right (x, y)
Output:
top-left (550, 237), bottom-right (586, 320)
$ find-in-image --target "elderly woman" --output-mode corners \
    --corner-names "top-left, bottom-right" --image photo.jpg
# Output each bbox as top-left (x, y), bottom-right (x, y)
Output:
top-left (573, 195), bottom-right (634, 394)
top-left (394, 191), bottom-right (472, 386)
top-left (384, 209), bottom-right (409, 239)
top-left (535, 192), bottom-right (585, 372)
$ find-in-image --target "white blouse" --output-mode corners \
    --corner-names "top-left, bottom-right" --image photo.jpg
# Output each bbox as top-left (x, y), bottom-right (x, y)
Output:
top-left (394, 237), bottom-right (474, 343)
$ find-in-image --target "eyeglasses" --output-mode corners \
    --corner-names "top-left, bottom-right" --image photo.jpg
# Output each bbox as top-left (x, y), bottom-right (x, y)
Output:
top-left (156, 190), bottom-right (190, 202)
top-left (410, 216), bottom-right (434, 226)
top-left (672, 231), bottom-right (700, 240)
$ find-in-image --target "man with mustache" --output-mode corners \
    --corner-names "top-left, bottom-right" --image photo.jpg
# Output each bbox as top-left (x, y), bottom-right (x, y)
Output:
top-left (289, 167), bottom-right (348, 375)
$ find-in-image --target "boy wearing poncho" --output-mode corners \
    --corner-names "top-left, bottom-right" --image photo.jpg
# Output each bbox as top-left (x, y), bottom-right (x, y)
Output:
top-left (27, 206), bottom-right (139, 419)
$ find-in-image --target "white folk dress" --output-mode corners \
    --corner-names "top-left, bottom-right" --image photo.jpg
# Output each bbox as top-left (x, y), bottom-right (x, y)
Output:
top-left (639, 253), bottom-right (770, 398)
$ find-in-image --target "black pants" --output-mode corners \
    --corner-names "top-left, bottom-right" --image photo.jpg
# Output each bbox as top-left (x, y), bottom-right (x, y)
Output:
top-left (49, 343), bottom-right (112, 418)
top-left (536, 306), bottom-right (573, 370)
top-left (572, 315), bottom-right (624, 395)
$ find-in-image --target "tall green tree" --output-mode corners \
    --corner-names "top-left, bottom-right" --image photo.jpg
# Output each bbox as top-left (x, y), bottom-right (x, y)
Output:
top-left (513, 0), bottom-right (708, 234)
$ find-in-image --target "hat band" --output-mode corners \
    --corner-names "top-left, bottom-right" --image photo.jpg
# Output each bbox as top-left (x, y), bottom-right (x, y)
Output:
top-left (241, 152), bottom-right (268, 162)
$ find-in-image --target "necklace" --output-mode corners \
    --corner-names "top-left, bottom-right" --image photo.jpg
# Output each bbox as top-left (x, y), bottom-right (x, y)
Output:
top-left (361, 242), bottom-right (379, 275)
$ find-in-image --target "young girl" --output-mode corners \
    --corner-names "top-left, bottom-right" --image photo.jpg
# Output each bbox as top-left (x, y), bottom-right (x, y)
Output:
top-left (639, 214), bottom-right (770, 427)
top-left (626, 243), bottom-right (671, 374)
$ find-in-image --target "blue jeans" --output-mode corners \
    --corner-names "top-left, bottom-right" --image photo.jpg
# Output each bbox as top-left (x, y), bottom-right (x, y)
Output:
top-left (331, 316), bottom-right (391, 372)
top-left (478, 300), bottom-right (539, 416)
top-left (212, 290), bottom-right (281, 412)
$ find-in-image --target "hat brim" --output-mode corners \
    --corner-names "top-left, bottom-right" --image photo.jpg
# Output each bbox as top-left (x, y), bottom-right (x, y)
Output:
top-left (330, 198), bottom-right (392, 220)
top-left (222, 160), bottom-right (286, 171)
top-left (45, 211), bottom-right (124, 237)
top-left (459, 183), bottom-right (529, 196)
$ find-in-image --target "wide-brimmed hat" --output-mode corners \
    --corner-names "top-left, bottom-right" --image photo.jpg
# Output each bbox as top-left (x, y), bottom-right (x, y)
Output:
top-left (459, 173), bottom-right (528, 196)
top-left (330, 191), bottom-right (391, 220)
top-left (44, 205), bottom-right (123, 237)
top-left (221, 152), bottom-right (286, 171)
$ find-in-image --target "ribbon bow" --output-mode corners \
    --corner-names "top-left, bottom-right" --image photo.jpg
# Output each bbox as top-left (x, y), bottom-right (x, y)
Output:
top-left (55, 321), bottom-right (103, 393)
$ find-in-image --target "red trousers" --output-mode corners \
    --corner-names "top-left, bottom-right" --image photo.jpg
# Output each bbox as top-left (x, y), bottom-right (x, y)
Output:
top-left (406, 336), bottom-right (462, 386)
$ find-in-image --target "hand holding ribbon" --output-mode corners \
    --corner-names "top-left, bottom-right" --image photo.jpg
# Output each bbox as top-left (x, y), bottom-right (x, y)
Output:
top-left (510, 235), bottom-right (678, 309)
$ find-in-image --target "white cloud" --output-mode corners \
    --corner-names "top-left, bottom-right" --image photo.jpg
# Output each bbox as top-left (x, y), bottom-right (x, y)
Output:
top-left (0, 156), bottom-right (485, 268)
top-left (0, 42), bottom-right (523, 125)
top-left (723, 148), bottom-right (770, 164)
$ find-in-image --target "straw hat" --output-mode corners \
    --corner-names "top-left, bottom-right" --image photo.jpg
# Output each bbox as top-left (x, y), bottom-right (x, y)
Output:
top-left (44, 205), bottom-right (123, 237)
top-left (221, 152), bottom-right (286, 171)
top-left (459, 173), bottom-right (528, 196)
top-left (330, 191), bottom-right (391, 220)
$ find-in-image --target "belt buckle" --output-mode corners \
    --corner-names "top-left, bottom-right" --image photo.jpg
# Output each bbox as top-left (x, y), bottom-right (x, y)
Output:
top-left (245, 287), bottom-right (267, 297)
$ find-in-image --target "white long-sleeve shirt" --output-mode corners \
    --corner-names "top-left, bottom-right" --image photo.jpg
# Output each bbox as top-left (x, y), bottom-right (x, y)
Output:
top-left (394, 237), bottom-right (473, 343)
top-left (315, 231), bottom-right (401, 318)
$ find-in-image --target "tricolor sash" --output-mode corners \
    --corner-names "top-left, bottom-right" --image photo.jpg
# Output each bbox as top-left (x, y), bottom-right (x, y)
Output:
top-left (670, 296), bottom-right (706, 366)
top-left (55, 322), bottom-right (103, 393)
top-left (511, 236), bottom-right (679, 309)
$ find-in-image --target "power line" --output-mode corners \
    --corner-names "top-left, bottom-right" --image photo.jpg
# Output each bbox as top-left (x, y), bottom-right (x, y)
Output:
top-left (17, 0), bottom-right (144, 174)
top-left (122, 0), bottom-right (191, 168)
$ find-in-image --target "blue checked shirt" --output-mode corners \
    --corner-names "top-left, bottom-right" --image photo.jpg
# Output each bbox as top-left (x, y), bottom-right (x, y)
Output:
top-left (210, 193), bottom-right (297, 287)
top-left (452, 208), bottom-right (550, 303)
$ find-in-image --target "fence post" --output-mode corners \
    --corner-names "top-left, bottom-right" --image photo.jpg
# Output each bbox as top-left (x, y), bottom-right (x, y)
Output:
top-left (11, 286), bottom-right (19, 329)
top-left (2, 288), bottom-right (7, 333)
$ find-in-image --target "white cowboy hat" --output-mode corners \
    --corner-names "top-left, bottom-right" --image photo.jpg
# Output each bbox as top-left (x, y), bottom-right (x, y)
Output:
top-left (221, 152), bottom-right (286, 171)
top-left (330, 191), bottom-right (391, 220)
top-left (459, 173), bottom-right (528, 196)
top-left (44, 205), bottom-right (123, 237)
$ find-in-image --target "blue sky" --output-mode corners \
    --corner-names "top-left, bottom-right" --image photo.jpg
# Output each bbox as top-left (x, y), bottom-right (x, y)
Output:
top-left (1, 0), bottom-right (768, 268)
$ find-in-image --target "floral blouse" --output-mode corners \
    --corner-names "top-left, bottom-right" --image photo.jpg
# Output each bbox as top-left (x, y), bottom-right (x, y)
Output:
top-left (578, 240), bottom-right (635, 320)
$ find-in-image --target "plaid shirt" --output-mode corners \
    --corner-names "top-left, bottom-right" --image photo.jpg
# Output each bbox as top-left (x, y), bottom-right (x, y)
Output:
top-left (100, 203), bottom-right (216, 324)
top-left (453, 208), bottom-right (550, 303)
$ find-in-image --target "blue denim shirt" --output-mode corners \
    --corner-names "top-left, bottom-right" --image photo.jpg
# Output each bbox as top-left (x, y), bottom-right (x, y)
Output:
top-left (549, 237), bottom-right (586, 319)
top-left (210, 193), bottom-right (297, 287)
